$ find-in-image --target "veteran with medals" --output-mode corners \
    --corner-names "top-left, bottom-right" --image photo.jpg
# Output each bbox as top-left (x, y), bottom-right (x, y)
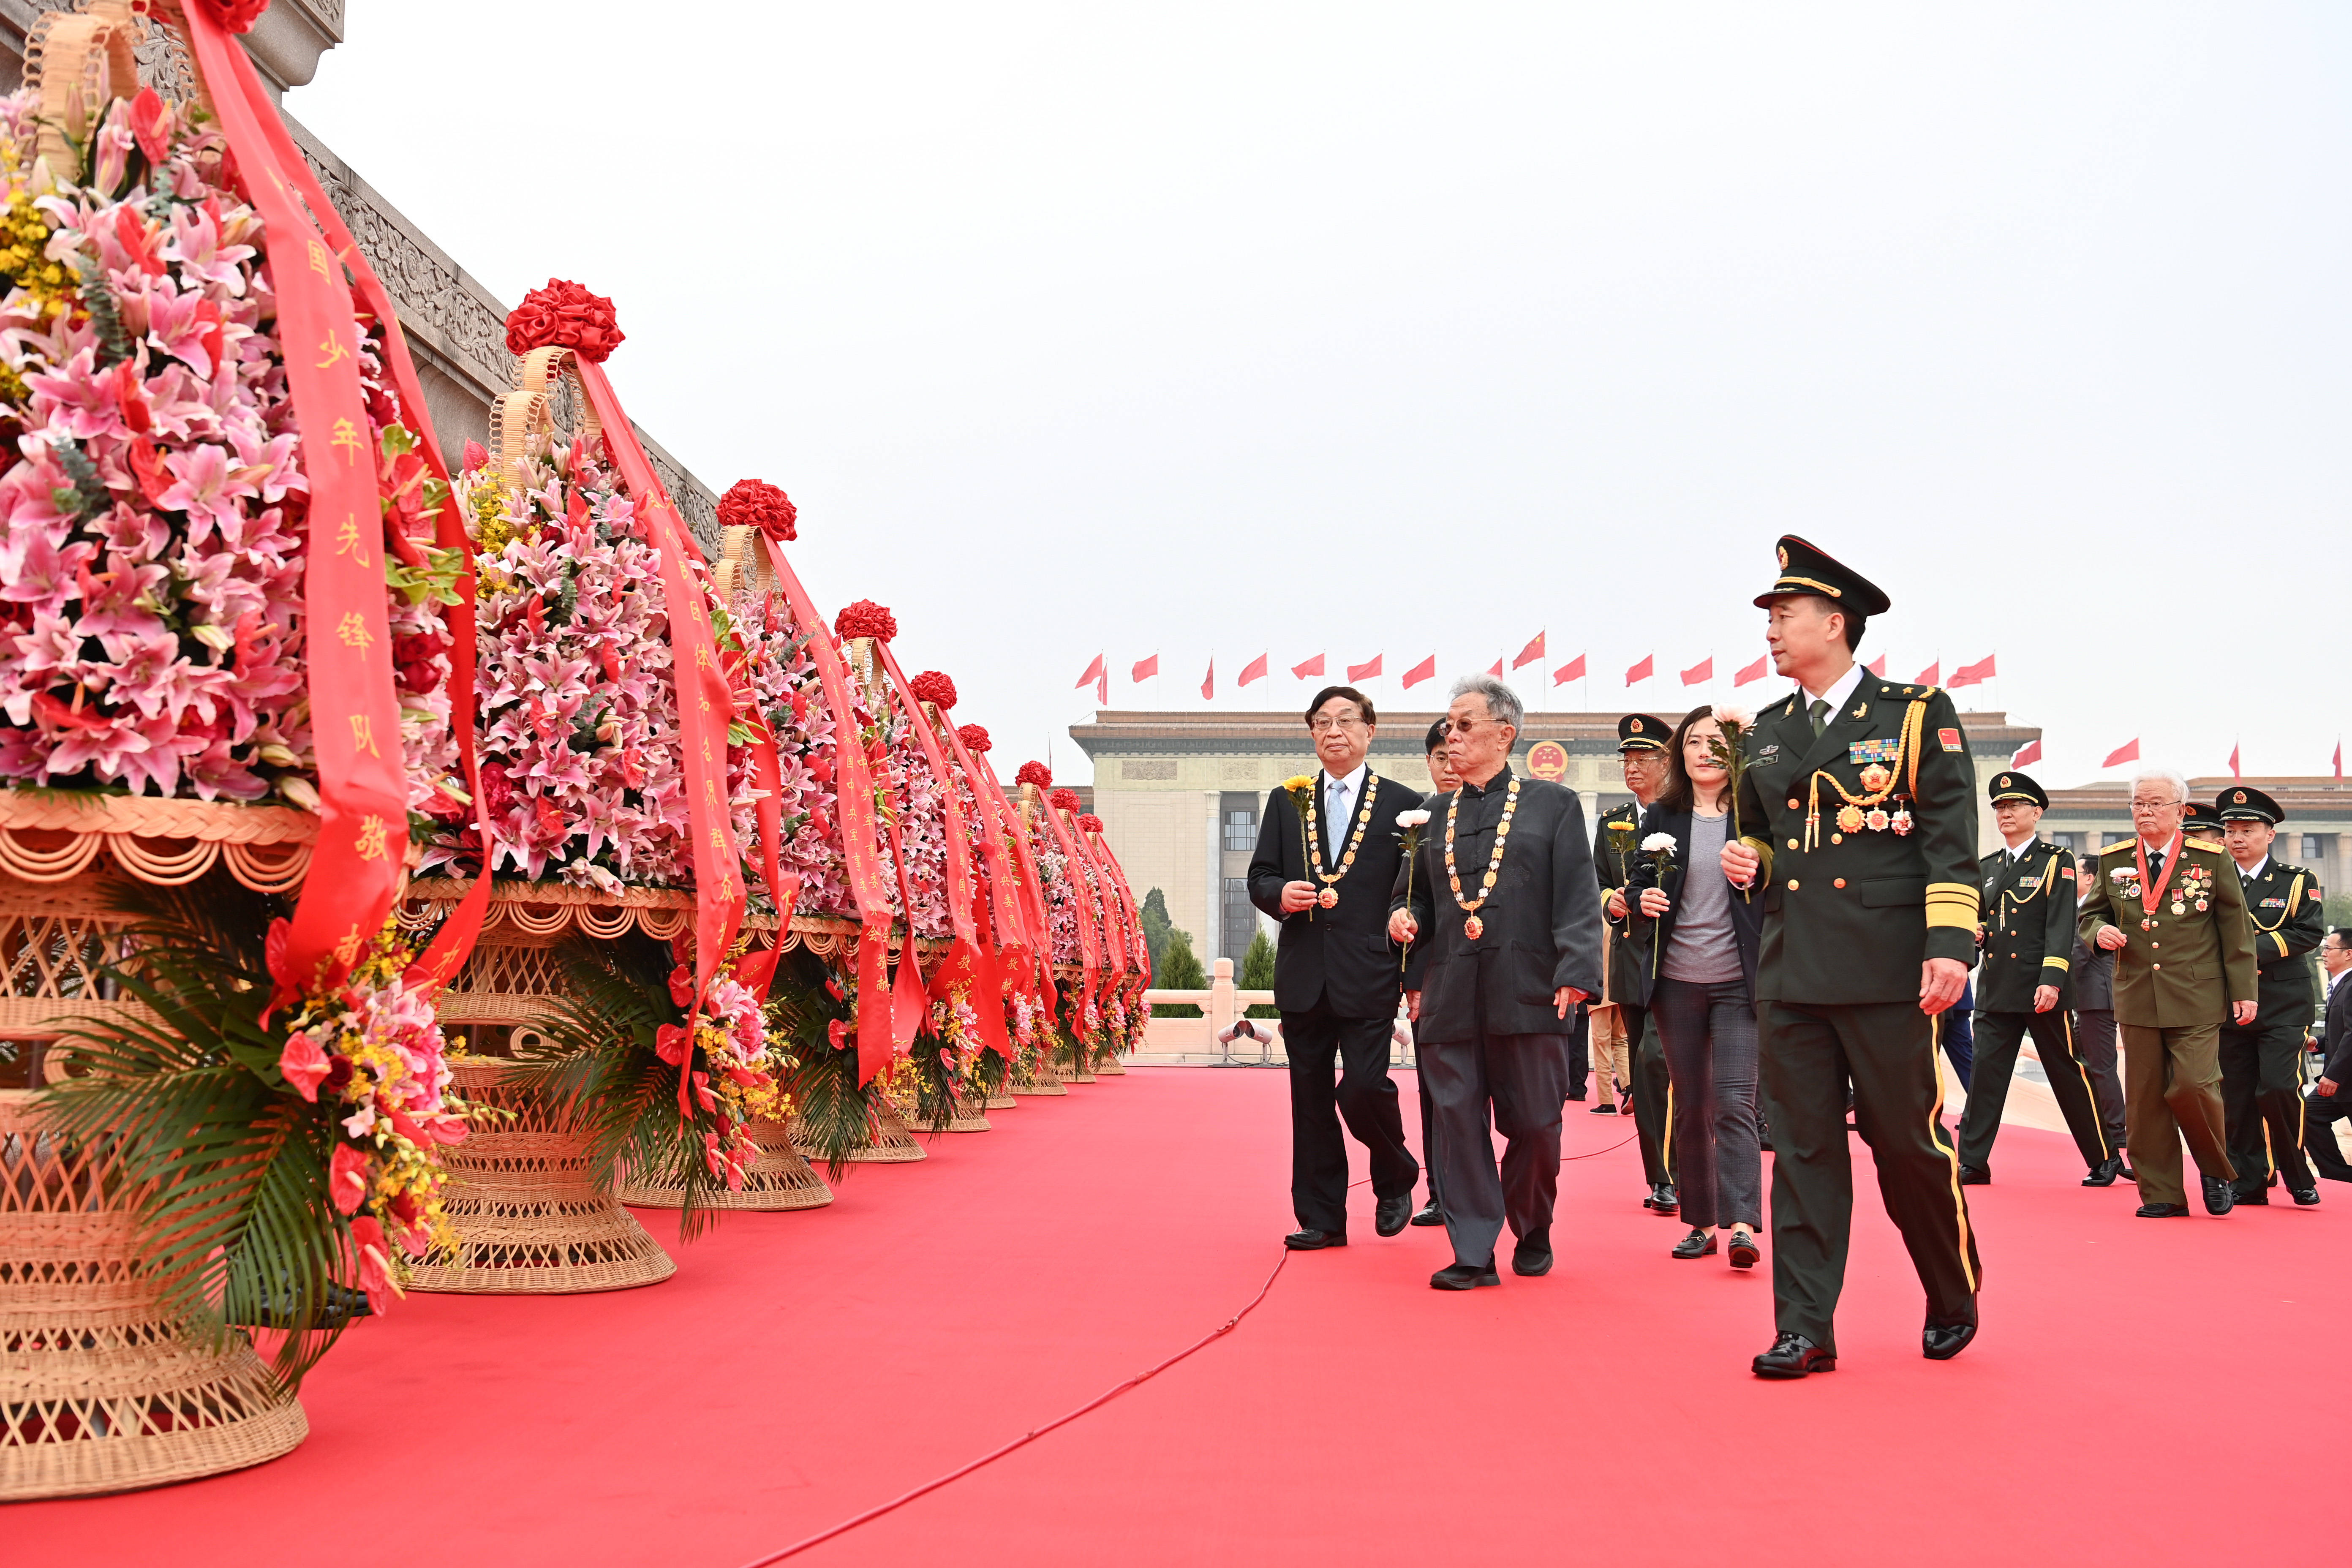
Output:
top-left (1389, 675), bottom-right (1604, 1288)
top-left (1719, 536), bottom-right (1985, 1378)
top-left (1249, 685), bottom-right (1426, 1250)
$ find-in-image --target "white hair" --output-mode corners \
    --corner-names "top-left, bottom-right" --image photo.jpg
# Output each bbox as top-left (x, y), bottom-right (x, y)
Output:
top-left (2129, 765), bottom-right (2189, 803)
top-left (1448, 673), bottom-right (1524, 735)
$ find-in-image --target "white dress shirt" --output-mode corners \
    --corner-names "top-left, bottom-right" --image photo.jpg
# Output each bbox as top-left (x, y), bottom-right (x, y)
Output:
top-left (1320, 763), bottom-right (1368, 870)
top-left (1799, 661), bottom-right (1867, 728)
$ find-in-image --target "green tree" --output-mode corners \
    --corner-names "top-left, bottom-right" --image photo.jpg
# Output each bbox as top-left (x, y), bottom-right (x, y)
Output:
top-left (1241, 928), bottom-right (1279, 1018)
top-left (1154, 927), bottom-right (1205, 1017)
top-left (1140, 887), bottom-right (1176, 978)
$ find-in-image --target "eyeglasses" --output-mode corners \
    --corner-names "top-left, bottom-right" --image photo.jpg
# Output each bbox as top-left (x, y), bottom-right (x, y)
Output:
top-left (1308, 716), bottom-right (1365, 734)
top-left (2128, 800), bottom-right (2180, 814)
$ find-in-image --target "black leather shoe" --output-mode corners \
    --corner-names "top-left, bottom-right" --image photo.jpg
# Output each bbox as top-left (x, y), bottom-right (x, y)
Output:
top-left (1645, 1183), bottom-right (1680, 1215)
top-left (2118, 1160), bottom-right (2137, 1182)
top-left (1588, 1100), bottom-right (1619, 1113)
top-left (1728, 1229), bottom-right (1760, 1270)
top-left (2135, 1202), bottom-right (2191, 1217)
top-left (2082, 1156), bottom-right (2123, 1187)
top-left (2292, 1185), bottom-right (2321, 1206)
top-left (1284, 1228), bottom-right (1346, 1250)
top-left (2232, 1184), bottom-right (2269, 1207)
top-left (1375, 1194), bottom-right (1412, 1237)
top-left (1922, 1320), bottom-right (1977, 1361)
top-left (1671, 1228), bottom-right (1717, 1259)
top-left (2201, 1176), bottom-right (2235, 1216)
top-left (1409, 1198), bottom-right (1446, 1227)
top-left (1751, 1331), bottom-right (1834, 1379)
top-left (1511, 1239), bottom-right (1553, 1277)
top-left (1430, 1262), bottom-right (1500, 1290)
top-left (1957, 1165), bottom-right (1990, 1186)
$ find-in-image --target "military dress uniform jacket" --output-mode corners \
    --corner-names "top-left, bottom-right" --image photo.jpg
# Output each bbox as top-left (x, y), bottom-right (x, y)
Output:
top-left (2234, 858), bottom-right (2323, 1031)
top-left (1247, 773), bottom-right (1426, 1019)
top-left (1392, 767), bottom-right (1605, 1044)
top-left (2076, 837), bottom-right (2257, 1028)
top-left (1730, 682), bottom-right (1982, 1003)
top-left (1976, 839), bottom-right (2077, 1012)
top-left (1594, 803), bottom-right (1644, 1007)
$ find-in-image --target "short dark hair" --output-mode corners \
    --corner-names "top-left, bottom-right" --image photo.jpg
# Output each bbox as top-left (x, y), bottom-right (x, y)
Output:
top-left (1306, 686), bottom-right (1376, 727)
top-left (1424, 719), bottom-right (1448, 754)
top-left (1791, 593), bottom-right (1865, 653)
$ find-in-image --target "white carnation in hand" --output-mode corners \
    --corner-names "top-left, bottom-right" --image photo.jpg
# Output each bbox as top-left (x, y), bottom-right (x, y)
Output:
top-left (1395, 809), bottom-right (1431, 828)
top-left (1641, 832), bottom-right (1678, 852)
top-left (1711, 705), bottom-right (1754, 729)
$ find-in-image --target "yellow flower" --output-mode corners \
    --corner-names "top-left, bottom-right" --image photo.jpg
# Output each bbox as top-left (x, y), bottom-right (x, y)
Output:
top-left (1282, 775), bottom-right (1315, 793)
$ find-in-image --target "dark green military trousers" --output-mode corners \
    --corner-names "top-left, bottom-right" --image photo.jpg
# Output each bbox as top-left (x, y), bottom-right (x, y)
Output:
top-left (1957, 1008), bottom-right (2113, 1174)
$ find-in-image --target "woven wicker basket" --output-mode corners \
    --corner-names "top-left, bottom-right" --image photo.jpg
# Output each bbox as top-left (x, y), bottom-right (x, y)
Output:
top-left (793, 1101), bottom-right (926, 1164)
top-left (1096, 1056), bottom-right (1127, 1075)
top-left (984, 1090), bottom-right (1018, 1109)
top-left (1009, 1058), bottom-right (1067, 1097)
top-left (945, 1093), bottom-right (991, 1133)
top-left (405, 1059), bottom-right (675, 1295)
top-left (0, 1090), bottom-right (308, 1500)
top-left (613, 1117), bottom-right (832, 1212)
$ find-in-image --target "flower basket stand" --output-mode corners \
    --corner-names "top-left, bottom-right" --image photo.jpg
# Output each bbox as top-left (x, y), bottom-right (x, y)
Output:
top-left (615, 1116), bottom-right (832, 1212)
top-left (945, 1094), bottom-right (991, 1133)
top-left (794, 1100), bottom-right (926, 1164)
top-left (1009, 1056), bottom-right (1067, 1097)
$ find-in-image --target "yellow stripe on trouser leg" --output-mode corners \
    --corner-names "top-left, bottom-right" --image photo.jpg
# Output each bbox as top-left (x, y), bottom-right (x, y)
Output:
top-left (1930, 1012), bottom-right (1978, 1292)
top-left (2063, 1011), bottom-right (2109, 1160)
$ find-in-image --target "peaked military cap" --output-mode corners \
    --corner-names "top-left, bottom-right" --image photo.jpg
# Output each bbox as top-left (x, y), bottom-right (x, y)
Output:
top-left (2181, 801), bottom-right (2224, 838)
top-left (2216, 784), bottom-right (2284, 825)
top-left (1754, 534), bottom-right (1893, 616)
top-left (1617, 713), bottom-right (1671, 753)
top-left (1987, 771), bottom-right (2047, 809)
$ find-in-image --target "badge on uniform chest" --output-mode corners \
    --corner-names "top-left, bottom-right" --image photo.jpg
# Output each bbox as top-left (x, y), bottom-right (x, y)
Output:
top-left (1848, 738), bottom-right (1900, 765)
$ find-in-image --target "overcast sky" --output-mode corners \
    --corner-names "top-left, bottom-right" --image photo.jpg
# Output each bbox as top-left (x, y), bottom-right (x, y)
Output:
top-left (296, 3), bottom-right (2351, 788)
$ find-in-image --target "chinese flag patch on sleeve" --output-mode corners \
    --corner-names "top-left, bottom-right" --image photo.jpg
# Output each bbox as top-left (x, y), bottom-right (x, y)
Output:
top-left (1938, 728), bottom-right (1964, 752)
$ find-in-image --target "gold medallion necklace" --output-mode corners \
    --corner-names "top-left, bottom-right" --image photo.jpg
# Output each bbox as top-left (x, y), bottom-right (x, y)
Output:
top-left (1444, 776), bottom-right (1519, 941)
top-left (1301, 773), bottom-right (1380, 909)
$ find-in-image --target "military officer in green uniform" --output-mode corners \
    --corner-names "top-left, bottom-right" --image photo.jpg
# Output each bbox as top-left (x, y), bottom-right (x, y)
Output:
top-left (1955, 772), bottom-right (2123, 1186)
top-left (2077, 767), bottom-right (2258, 1217)
top-left (1595, 713), bottom-right (1678, 1215)
top-left (2214, 785), bottom-right (2323, 1206)
top-left (1720, 536), bottom-right (1984, 1379)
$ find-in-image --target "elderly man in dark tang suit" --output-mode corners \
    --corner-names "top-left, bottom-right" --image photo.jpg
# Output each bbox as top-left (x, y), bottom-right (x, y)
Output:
top-left (1389, 674), bottom-right (1603, 1290)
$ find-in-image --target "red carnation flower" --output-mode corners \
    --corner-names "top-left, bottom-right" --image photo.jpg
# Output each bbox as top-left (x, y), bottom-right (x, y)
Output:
top-left (835, 600), bottom-right (897, 642)
top-left (1049, 788), bottom-right (1081, 814)
top-left (717, 478), bottom-right (797, 542)
top-left (1078, 814), bottom-right (1105, 834)
top-left (461, 440), bottom-right (489, 473)
top-left (910, 670), bottom-right (956, 709)
top-left (1015, 761), bottom-right (1052, 789)
top-left (957, 724), bottom-right (991, 754)
top-left (504, 279), bottom-right (625, 363)
top-left (207, 0), bottom-right (270, 33)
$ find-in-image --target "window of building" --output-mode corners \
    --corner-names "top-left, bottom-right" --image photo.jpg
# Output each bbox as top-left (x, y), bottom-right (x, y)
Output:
top-left (2302, 833), bottom-right (2335, 862)
top-left (1222, 877), bottom-right (1258, 961)
top-left (1221, 791), bottom-right (1259, 852)
top-left (2053, 832), bottom-right (2081, 853)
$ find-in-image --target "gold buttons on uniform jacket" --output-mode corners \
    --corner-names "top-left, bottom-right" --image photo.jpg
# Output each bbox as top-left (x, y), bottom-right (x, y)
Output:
top-left (1788, 838), bottom-right (1799, 849)
top-left (1787, 799), bottom-right (1800, 810)
top-left (1835, 878), bottom-right (1846, 888)
top-left (1787, 879), bottom-right (1800, 890)
top-left (2153, 962), bottom-right (2162, 970)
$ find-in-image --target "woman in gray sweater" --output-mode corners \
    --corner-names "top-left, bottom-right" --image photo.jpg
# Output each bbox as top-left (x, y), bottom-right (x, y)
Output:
top-left (1630, 707), bottom-right (1765, 1267)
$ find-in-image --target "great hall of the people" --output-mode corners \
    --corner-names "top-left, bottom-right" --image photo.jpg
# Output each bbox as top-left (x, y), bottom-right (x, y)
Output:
top-left (1073, 708), bottom-right (2352, 972)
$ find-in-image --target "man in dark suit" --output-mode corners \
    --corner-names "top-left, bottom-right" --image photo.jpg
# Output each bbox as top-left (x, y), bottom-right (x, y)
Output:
top-left (1719, 536), bottom-right (1984, 1377)
top-left (1249, 685), bottom-right (1426, 1251)
top-left (1595, 714), bottom-right (1679, 1216)
top-left (2214, 786), bottom-right (2323, 1206)
top-left (1956, 772), bottom-right (2121, 1186)
top-left (2302, 928), bottom-right (2352, 1182)
top-left (1409, 720), bottom-right (1456, 1228)
top-left (1390, 674), bottom-right (1603, 1289)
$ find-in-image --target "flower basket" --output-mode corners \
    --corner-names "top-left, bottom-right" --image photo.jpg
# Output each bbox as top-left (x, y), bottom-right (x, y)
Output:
top-left (613, 1115), bottom-right (831, 1213)
top-left (401, 1056), bottom-right (674, 1295)
top-left (792, 1099), bottom-right (924, 1164)
top-left (1, 1087), bottom-right (306, 1500)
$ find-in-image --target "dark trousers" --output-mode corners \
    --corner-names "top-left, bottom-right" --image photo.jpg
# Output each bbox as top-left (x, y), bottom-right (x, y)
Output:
top-left (2221, 1021), bottom-right (2314, 1192)
top-left (1284, 999), bottom-right (1419, 1234)
top-left (2306, 1089), bottom-right (2352, 1181)
top-left (1565, 1010), bottom-right (1590, 1100)
top-left (1413, 1021), bottom-right (1443, 1209)
top-left (1957, 1008), bottom-right (2113, 1173)
top-left (1759, 1000), bottom-right (1982, 1357)
top-left (2073, 1008), bottom-right (2129, 1154)
top-left (1423, 1030), bottom-right (1571, 1269)
top-left (1652, 976), bottom-right (1761, 1229)
top-left (1624, 1002), bottom-right (1676, 1189)
top-left (1941, 1003), bottom-right (1974, 1090)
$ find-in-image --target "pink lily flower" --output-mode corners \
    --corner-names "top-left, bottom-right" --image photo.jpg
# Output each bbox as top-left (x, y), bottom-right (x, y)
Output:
top-left (156, 442), bottom-right (258, 546)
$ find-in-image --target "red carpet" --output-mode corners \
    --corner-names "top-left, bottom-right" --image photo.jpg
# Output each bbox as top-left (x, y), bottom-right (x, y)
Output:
top-left (14, 1070), bottom-right (2343, 1565)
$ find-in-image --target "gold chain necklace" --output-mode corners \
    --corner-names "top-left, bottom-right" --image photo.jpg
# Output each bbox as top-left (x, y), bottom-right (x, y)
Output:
top-left (1444, 776), bottom-right (1519, 941)
top-left (1301, 773), bottom-right (1380, 909)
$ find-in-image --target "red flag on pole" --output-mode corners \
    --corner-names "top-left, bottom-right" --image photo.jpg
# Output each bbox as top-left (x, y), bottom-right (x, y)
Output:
top-left (1949, 654), bottom-right (1996, 689)
top-left (2102, 737), bottom-right (2139, 770)
top-left (1487, 658), bottom-right (1504, 678)
top-left (1201, 658), bottom-right (1214, 701)
top-left (1513, 632), bottom-right (1546, 669)
top-left (1865, 654), bottom-right (1886, 676)
top-left (1075, 653), bottom-right (1105, 691)
top-left (1238, 653), bottom-right (1269, 687)
top-left (2011, 738), bottom-right (2042, 768)
top-left (1626, 654), bottom-right (1654, 686)
top-left (1131, 653), bottom-right (1158, 683)
top-left (1291, 653), bottom-right (1326, 679)
top-left (1402, 655), bottom-right (1436, 689)
top-left (1734, 655), bottom-right (1768, 686)
top-left (2229, 743), bottom-right (2240, 780)
top-left (1348, 654), bottom-right (1383, 682)
top-left (1681, 656), bottom-right (1713, 686)
top-left (1553, 654), bottom-right (1586, 685)
top-left (2336, 739), bottom-right (2344, 781)
top-left (1916, 661), bottom-right (1940, 688)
